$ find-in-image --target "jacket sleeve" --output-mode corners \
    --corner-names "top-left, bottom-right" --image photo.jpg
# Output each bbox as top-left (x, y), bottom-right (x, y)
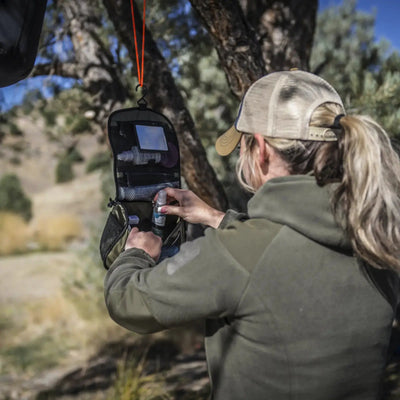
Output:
top-left (218, 209), bottom-right (249, 229)
top-left (104, 227), bottom-right (250, 334)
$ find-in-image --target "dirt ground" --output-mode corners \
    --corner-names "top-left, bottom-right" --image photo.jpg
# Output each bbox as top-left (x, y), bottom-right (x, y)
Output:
top-left (0, 251), bottom-right (77, 303)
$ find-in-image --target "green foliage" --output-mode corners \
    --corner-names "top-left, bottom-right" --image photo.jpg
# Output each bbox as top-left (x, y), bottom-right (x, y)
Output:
top-left (0, 174), bottom-right (32, 221)
top-left (21, 89), bottom-right (45, 114)
top-left (35, 88), bottom-right (96, 140)
top-left (67, 146), bottom-right (84, 163)
top-left (42, 108), bottom-right (57, 127)
top-left (9, 156), bottom-right (21, 165)
top-left (86, 151), bottom-right (112, 173)
top-left (53, 89), bottom-right (96, 136)
top-left (311, 0), bottom-right (400, 136)
top-left (0, 332), bottom-right (66, 373)
top-left (9, 141), bottom-right (26, 153)
top-left (0, 110), bottom-right (24, 142)
top-left (352, 69), bottom-right (400, 136)
top-left (9, 122), bottom-right (23, 136)
top-left (69, 115), bottom-right (92, 135)
top-left (55, 156), bottom-right (74, 183)
top-left (55, 146), bottom-right (84, 183)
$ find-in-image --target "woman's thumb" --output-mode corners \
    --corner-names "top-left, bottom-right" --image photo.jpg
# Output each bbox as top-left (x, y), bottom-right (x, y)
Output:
top-left (161, 205), bottom-right (182, 218)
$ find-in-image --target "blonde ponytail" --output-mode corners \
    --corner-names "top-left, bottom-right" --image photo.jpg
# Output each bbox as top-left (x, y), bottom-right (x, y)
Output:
top-left (274, 103), bottom-right (400, 271)
top-left (331, 114), bottom-right (400, 271)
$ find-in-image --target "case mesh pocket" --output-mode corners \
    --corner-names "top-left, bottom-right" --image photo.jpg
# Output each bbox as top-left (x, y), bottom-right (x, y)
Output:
top-left (100, 203), bottom-right (129, 269)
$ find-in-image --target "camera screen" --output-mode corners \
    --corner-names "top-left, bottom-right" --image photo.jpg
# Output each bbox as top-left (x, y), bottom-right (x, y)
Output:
top-left (136, 124), bottom-right (168, 151)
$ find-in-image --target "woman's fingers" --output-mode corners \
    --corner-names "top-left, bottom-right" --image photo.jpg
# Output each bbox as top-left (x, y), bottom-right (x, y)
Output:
top-left (125, 228), bottom-right (162, 260)
top-left (160, 204), bottom-right (185, 219)
top-left (163, 187), bottom-right (185, 204)
top-left (155, 187), bottom-right (225, 227)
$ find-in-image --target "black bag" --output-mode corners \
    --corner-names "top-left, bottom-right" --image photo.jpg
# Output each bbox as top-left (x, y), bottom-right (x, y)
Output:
top-left (100, 105), bottom-right (185, 269)
top-left (0, 0), bottom-right (47, 87)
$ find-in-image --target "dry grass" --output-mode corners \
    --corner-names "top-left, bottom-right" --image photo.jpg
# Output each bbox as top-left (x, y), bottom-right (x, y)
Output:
top-left (0, 291), bottom-right (126, 374)
top-left (0, 211), bottom-right (84, 255)
top-left (107, 357), bottom-right (171, 400)
top-left (33, 213), bottom-right (83, 251)
top-left (0, 212), bottom-right (30, 255)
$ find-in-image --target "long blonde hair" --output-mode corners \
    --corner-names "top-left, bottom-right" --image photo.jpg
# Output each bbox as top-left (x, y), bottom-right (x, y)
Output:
top-left (236, 103), bottom-right (400, 272)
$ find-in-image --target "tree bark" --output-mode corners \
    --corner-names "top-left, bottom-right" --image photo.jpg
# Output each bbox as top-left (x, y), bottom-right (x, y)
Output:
top-left (190, 0), bottom-right (318, 98)
top-left (60, 0), bottom-right (129, 128)
top-left (243, 0), bottom-right (318, 73)
top-left (32, 61), bottom-right (80, 79)
top-left (102, 0), bottom-right (228, 211)
top-left (189, 0), bottom-right (265, 99)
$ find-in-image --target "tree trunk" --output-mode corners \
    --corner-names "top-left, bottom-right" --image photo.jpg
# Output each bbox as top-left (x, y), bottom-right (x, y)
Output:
top-left (102, 0), bottom-right (228, 211)
top-left (189, 0), bottom-right (265, 99)
top-left (61, 0), bottom-right (129, 129)
top-left (190, 0), bottom-right (318, 98)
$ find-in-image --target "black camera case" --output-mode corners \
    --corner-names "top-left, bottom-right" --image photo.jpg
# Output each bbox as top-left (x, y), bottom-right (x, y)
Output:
top-left (100, 106), bottom-right (185, 269)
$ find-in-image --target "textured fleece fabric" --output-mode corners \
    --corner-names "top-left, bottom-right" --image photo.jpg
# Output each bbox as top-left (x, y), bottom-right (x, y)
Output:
top-left (104, 175), bottom-right (398, 400)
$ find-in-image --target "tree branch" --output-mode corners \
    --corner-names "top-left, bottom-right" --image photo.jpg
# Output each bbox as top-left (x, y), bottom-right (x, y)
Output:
top-left (31, 61), bottom-right (80, 79)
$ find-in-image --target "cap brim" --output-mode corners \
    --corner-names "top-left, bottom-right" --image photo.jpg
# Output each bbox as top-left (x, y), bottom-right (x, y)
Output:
top-left (215, 125), bottom-right (242, 156)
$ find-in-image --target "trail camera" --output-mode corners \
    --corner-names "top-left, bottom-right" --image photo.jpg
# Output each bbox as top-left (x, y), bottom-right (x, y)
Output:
top-left (100, 105), bottom-right (185, 269)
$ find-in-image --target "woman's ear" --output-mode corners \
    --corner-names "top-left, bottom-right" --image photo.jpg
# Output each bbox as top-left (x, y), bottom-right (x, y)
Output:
top-left (254, 134), bottom-right (268, 166)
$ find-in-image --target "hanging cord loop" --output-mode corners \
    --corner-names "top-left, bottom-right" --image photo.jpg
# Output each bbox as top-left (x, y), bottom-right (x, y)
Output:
top-left (136, 84), bottom-right (148, 108)
top-left (129, 0), bottom-right (146, 87)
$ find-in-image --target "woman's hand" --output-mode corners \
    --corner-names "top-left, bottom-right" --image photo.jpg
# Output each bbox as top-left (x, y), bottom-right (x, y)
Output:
top-left (125, 227), bottom-right (162, 261)
top-left (159, 188), bottom-right (225, 229)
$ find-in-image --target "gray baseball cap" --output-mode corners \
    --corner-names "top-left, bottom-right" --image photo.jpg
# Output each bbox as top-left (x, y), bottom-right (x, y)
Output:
top-left (215, 70), bottom-right (345, 156)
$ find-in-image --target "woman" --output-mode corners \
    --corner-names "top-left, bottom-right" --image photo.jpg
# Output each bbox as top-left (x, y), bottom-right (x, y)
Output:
top-left (104, 70), bottom-right (400, 399)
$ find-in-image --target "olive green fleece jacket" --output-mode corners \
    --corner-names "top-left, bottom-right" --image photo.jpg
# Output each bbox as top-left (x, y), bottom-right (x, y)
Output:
top-left (104, 175), bottom-right (399, 400)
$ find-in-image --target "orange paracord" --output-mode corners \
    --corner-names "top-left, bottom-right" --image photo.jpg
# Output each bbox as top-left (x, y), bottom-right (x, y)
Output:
top-left (129, 0), bottom-right (146, 87)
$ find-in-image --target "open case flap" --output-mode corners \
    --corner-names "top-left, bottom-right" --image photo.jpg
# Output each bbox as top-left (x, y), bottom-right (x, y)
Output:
top-left (100, 106), bottom-right (185, 269)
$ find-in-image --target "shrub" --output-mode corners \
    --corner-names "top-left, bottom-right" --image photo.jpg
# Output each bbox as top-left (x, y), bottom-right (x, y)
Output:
top-left (0, 174), bottom-right (32, 221)
top-left (55, 147), bottom-right (84, 183)
top-left (55, 156), bottom-right (74, 183)
top-left (21, 89), bottom-right (43, 114)
top-left (70, 116), bottom-right (91, 134)
top-left (9, 156), bottom-right (21, 165)
top-left (42, 109), bottom-right (57, 127)
top-left (66, 146), bottom-right (84, 163)
top-left (34, 213), bottom-right (83, 251)
top-left (9, 122), bottom-right (23, 136)
top-left (86, 151), bottom-right (112, 173)
top-left (0, 212), bottom-right (30, 255)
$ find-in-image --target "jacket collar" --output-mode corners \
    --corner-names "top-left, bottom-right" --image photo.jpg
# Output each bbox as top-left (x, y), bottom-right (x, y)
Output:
top-left (247, 175), bottom-right (352, 251)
